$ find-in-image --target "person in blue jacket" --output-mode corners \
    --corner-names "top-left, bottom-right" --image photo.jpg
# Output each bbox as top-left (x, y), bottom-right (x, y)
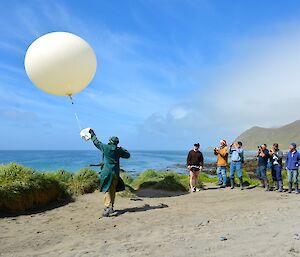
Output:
top-left (89, 129), bottom-right (131, 217)
top-left (285, 143), bottom-right (300, 194)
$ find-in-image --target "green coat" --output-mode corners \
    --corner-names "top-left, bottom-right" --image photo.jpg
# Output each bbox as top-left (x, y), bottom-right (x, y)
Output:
top-left (91, 135), bottom-right (130, 192)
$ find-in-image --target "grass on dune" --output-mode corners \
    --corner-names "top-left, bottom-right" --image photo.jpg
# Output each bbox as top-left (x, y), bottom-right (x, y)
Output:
top-left (120, 168), bottom-right (259, 195)
top-left (48, 168), bottom-right (99, 195)
top-left (0, 163), bottom-right (100, 214)
top-left (0, 163), bottom-right (66, 213)
top-left (130, 169), bottom-right (190, 192)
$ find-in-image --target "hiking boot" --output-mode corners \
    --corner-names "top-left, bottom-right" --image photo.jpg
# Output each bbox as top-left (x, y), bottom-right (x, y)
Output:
top-left (278, 181), bottom-right (283, 192)
top-left (239, 177), bottom-right (244, 190)
top-left (230, 178), bottom-right (235, 189)
top-left (102, 207), bottom-right (114, 217)
top-left (288, 182), bottom-right (293, 193)
top-left (294, 183), bottom-right (299, 194)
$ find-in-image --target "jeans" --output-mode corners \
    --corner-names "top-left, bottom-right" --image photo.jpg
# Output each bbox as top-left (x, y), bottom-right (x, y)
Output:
top-left (217, 166), bottom-right (227, 186)
top-left (230, 161), bottom-right (242, 178)
top-left (256, 165), bottom-right (267, 180)
top-left (271, 165), bottom-right (282, 181)
top-left (287, 169), bottom-right (299, 183)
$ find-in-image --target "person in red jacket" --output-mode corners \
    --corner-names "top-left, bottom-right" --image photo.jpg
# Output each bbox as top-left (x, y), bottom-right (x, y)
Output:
top-left (187, 143), bottom-right (204, 192)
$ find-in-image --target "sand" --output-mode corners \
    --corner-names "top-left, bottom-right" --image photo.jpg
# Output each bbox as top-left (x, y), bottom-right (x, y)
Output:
top-left (1, 186), bottom-right (300, 257)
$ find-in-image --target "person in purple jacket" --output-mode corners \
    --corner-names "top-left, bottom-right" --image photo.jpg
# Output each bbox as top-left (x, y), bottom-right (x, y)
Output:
top-left (285, 143), bottom-right (300, 194)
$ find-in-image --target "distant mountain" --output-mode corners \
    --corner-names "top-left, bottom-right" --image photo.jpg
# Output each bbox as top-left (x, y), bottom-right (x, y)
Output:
top-left (235, 120), bottom-right (300, 150)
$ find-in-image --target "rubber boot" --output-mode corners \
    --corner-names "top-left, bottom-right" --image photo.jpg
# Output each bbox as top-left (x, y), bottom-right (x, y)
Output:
top-left (230, 178), bottom-right (235, 189)
top-left (102, 207), bottom-right (114, 217)
top-left (239, 177), bottom-right (244, 190)
top-left (288, 182), bottom-right (292, 193)
top-left (294, 183), bottom-right (299, 194)
top-left (278, 181), bottom-right (283, 192)
top-left (264, 180), bottom-right (270, 191)
top-left (275, 181), bottom-right (279, 191)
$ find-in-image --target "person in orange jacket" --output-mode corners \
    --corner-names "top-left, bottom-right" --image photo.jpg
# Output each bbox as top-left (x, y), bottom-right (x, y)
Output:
top-left (214, 139), bottom-right (228, 188)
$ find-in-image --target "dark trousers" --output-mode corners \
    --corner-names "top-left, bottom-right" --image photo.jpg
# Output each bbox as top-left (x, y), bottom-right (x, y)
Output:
top-left (256, 165), bottom-right (267, 180)
top-left (271, 165), bottom-right (282, 181)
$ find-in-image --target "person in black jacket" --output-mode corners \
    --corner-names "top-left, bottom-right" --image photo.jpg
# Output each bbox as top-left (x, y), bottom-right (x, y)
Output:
top-left (187, 143), bottom-right (204, 192)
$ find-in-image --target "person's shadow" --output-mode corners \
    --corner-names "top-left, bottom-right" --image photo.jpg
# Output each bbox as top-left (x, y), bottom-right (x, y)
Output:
top-left (111, 203), bottom-right (168, 217)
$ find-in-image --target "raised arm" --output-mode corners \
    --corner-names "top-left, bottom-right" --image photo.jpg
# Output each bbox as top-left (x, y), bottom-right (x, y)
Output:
top-left (90, 129), bottom-right (104, 151)
top-left (219, 147), bottom-right (228, 157)
top-left (260, 149), bottom-right (269, 158)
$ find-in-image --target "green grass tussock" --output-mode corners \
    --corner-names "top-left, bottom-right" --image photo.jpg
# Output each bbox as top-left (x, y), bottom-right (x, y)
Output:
top-left (49, 168), bottom-right (99, 195)
top-left (0, 163), bottom-right (100, 214)
top-left (129, 169), bottom-right (191, 192)
top-left (0, 163), bottom-right (66, 213)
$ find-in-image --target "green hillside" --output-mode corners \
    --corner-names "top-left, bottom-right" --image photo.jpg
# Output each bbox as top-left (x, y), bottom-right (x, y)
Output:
top-left (235, 120), bottom-right (300, 150)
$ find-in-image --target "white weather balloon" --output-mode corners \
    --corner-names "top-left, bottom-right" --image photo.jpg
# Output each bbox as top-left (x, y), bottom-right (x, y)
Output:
top-left (24, 32), bottom-right (97, 96)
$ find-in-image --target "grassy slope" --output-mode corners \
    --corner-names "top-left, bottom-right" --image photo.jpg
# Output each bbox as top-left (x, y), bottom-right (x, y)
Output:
top-left (235, 120), bottom-right (300, 150)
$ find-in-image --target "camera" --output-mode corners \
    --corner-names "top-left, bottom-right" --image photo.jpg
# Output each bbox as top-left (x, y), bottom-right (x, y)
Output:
top-left (272, 155), bottom-right (279, 165)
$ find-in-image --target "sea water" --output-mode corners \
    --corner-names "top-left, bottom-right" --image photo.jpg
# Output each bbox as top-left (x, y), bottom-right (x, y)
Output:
top-left (0, 150), bottom-right (255, 176)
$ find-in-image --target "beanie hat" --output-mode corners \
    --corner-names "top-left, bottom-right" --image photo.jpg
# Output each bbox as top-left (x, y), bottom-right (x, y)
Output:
top-left (109, 136), bottom-right (119, 145)
top-left (220, 139), bottom-right (227, 145)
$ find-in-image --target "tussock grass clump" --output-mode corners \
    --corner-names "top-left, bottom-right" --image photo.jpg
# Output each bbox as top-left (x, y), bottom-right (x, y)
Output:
top-left (71, 168), bottom-right (99, 195)
top-left (0, 163), bottom-right (66, 213)
top-left (0, 164), bottom-right (100, 214)
top-left (130, 169), bottom-right (190, 192)
top-left (48, 168), bottom-right (99, 195)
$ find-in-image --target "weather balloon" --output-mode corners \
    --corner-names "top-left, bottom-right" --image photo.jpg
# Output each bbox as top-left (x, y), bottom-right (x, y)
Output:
top-left (24, 32), bottom-right (97, 97)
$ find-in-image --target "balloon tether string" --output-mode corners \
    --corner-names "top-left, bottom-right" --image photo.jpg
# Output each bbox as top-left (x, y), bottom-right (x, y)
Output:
top-left (68, 94), bottom-right (82, 131)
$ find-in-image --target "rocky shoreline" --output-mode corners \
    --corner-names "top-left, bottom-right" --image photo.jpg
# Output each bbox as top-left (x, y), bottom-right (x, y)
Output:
top-left (171, 158), bottom-right (258, 178)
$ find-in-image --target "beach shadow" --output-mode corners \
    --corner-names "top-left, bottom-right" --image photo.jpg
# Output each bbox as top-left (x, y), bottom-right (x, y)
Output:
top-left (246, 184), bottom-right (259, 190)
top-left (0, 197), bottom-right (74, 218)
top-left (201, 184), bottom-right (259, 190)
top-left (135, 188), bottom-right (188, 198)
top-left (112, 203), bottom-right (169, 217)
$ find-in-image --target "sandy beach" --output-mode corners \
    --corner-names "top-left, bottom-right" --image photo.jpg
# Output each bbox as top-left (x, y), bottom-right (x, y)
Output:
top-left (1, 186), bottom-right (300, 257)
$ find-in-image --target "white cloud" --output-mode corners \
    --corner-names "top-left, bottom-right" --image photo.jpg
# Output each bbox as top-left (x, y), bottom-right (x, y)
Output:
top-left (170, 106), bottom-right (188, 120)
top-left (138, 22), bottom-right (300, 148)
top-left (0, 108), bottom-right (38, 122)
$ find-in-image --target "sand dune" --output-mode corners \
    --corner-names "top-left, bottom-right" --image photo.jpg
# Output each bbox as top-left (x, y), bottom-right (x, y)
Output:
top-left (1, 186), bottom-right (300, 257)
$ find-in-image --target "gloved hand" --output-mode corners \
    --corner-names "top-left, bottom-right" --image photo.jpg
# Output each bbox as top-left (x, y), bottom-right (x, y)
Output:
top-left (89, 128), bottom-right (95, 137)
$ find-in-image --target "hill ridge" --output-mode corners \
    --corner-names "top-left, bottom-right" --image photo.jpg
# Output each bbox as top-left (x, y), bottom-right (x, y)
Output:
top-left (235, 120), bottom-right (300, 150)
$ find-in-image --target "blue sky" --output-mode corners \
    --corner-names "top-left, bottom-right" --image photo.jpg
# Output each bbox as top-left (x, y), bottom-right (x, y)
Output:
top-left (1, 0), bottom-right (300, 150)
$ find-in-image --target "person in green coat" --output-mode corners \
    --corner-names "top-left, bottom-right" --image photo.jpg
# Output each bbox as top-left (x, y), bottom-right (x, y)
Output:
top-left (89, 129), bottom-right (130, 217)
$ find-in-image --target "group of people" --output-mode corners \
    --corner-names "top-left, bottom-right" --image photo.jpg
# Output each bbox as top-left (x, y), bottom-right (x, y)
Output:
top-left (187, 140), bottom-right (300, 194)
top-left (86, 128), bottom-right (300, 218)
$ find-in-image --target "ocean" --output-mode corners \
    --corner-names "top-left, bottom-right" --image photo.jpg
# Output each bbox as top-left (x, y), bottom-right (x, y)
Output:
top-left (0, 150), bottom-right (255, 176)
